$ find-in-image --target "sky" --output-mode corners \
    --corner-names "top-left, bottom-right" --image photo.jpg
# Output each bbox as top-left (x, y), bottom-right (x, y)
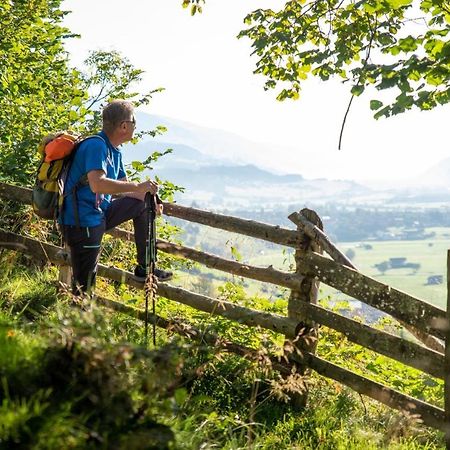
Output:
top-left (62, 0), bottom-right (449, 183)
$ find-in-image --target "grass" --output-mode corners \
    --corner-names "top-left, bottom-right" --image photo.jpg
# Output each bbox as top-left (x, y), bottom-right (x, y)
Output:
top-left (0, 229), bottom-right (447, 449)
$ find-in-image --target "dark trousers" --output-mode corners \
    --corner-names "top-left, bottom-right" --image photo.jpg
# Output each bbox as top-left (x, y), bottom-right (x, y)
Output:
top-left (63, 197), bottom-right (147, 294)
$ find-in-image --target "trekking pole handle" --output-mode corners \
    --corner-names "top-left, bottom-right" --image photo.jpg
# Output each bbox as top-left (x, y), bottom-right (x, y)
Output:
top-left (144, 192), bottom-right (156, 211)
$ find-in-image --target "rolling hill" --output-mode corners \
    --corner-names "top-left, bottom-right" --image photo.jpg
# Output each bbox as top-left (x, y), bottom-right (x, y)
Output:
top-left (121, 112), bottom-right (372, 208)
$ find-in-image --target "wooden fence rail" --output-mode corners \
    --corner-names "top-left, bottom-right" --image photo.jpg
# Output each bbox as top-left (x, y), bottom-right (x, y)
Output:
top-left (295, 301), bottom-right (445, 379)
top-left (288, 210), bottom-right (355, 269)
top-left (0, 181), bottom-right (448, 436)
top-left (1, 228), bottom-right (443, 378)
top-left (110, 226), bottom-right (447, 341)
top-left (163, 202), bottom-right (302, 248)
top-left (298, 252), bottom-right (447, 340)
top-left (95, 294), bottom-right (446, 432)
top-left (110, 228), bottom-right (304, 290)
top-left (97, 295), bottom-right (446, 433)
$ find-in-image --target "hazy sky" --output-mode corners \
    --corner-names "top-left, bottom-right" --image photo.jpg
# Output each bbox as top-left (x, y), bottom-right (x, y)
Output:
top-left (62, 0), bottom-right (449, 182)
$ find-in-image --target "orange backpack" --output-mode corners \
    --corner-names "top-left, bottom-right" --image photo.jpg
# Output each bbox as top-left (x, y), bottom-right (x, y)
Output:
top-left (32, 133), bottom-right (102, 221)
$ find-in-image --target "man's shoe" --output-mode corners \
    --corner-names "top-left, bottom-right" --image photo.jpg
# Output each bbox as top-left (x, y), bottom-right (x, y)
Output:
top-left (133, 265), bottom-right (173, 282)
top-left (134, 264), bottom-right (147, 280)
top-left (154, 268), bottom-right (173, 282)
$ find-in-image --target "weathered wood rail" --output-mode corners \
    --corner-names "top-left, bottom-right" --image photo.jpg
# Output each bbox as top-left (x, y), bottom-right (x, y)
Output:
top-left (0, 182), bottom-right (449, 437)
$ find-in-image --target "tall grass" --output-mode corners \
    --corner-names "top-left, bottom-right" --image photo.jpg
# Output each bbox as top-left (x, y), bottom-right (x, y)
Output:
top-left (0, 256), bottom-right (445, 449)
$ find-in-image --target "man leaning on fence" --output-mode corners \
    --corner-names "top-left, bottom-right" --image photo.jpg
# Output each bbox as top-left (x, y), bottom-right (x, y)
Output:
top-left (60, 99), bottom-right (172, 295)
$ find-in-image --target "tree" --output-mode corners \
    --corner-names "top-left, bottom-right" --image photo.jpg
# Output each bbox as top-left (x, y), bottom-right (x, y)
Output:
top-left (74, 50), bottom-right (164, 137)
top-left (0, 0), bottom-right (80, 184)
top-left (345, 248), bottom-right (356, 261)
top-left (374, 260), bottom-right (390, 274)
top-left (239, 1), bottom-right (450, 119)
top-left (183, 1), bottom-right (450, 136)
top-left (0, 2), bottom-right (164, 185)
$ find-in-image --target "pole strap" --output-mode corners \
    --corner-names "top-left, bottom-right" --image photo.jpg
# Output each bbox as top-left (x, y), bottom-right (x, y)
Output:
top-left (144, 192), bottom-right (158, 346)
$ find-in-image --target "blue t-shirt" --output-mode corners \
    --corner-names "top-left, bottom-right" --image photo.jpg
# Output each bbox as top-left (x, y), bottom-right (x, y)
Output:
top-left (60, 131), bottom-right (126, 227)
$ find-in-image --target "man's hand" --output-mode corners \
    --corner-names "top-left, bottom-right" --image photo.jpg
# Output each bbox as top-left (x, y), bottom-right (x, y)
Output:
top-left (136, 179), bottom-right (158, 195)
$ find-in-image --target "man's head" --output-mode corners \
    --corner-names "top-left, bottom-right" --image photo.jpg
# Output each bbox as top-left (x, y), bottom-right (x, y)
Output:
top-left (102, 100), bottom-right (136, 145)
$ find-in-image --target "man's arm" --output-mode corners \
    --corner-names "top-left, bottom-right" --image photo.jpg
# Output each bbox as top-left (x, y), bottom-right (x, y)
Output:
top-left (87, 170), bottom-right (158, 195)
top-left (117, 176), bottom-right (164, 215)
top-left (117, 177), bottom-right (146, 201)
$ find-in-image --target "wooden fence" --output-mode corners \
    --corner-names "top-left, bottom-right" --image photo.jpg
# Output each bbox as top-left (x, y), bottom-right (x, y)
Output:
top-left (0, 182), bottom-right (449, 441)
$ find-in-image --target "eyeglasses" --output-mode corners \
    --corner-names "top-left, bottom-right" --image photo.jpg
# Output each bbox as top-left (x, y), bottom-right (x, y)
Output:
top-left (122, 117), bottom-right (136, 127)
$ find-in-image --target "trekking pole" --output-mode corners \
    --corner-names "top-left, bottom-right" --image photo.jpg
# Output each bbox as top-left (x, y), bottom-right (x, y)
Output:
top-left (144, 192), bottom-right (158, 346)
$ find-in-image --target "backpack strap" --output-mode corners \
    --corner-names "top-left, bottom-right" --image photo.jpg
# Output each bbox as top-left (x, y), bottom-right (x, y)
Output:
top-left (61, 135), bottom-right (107, 228)
top-left (71, 135), bottom-right (106, 190)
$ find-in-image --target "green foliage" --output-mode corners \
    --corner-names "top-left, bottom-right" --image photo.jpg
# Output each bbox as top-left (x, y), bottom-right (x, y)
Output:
top-left (0, 300), bottom-right (178, 448)
top-left (0, 1), bottom-right (169, 188)
top-left (0, 266), bottom-right (59, 320)
top-left (126, 148), bottom-right (185, 203)
top-left (317, 317), bottom-right (444, 407)
top-left (0, 258), bottom-right (445, 449)
top-left (0, 0), bottom-right (79, 185)
top-left (182, 0), bottom-right (205, 16)
top-left (75, 50), bottom-right (165, 135)
top-left (238, 0), bottom-right (450, 119)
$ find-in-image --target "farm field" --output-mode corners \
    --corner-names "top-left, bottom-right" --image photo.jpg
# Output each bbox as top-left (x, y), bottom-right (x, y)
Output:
top-left (173, 225), bottom-right (450, 310)
top-left (249, 227), bottom-right (450, 309)
top-left (338, 234), bottom-right (449, 309)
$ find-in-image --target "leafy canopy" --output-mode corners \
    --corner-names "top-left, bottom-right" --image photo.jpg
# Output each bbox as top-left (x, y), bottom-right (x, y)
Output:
top-left (0, 0), bottom-right (79, 184)
top-left (0, 1), bottom-right (169, 188)
top-left (183, 0), bottom-right (450, 120)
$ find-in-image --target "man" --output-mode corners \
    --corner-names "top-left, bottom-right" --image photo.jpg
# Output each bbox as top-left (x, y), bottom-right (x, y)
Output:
top-left (60, 99), bottom-right (172, 294)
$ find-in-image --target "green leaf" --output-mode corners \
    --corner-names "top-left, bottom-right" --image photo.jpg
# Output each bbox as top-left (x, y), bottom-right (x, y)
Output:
top-left (131, 161), bottom-right (145, 172)
top-left (386, 0), bottom-right (412, 8)
top-left (370, 99), bottom-right (383, 110)
top-left (374, 105), bottom-right (391, 119)
top-left (71, 96), bottom-right (83, 107)
top-left (230, 246), bottom-right (242, 262)
top-left (174, 388), bottom-right (188, 405)
top-left (351, 85), bottom-right (365, 96)
top-left (69, 110), bottom-right (78, 121)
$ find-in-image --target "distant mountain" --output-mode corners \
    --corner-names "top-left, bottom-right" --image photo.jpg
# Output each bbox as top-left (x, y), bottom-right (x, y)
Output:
top-left (360, 158), bottom-right (450, 207)
top-left (156, 164), bottom-right (303, 186)
top-left (121, 111), bottom-right (373, 209)
top-left (153, 162), bottom-right (369, 209)
top-left (419, 158), bottom-right (450, 188)
top-left (121, 111), bottom-right (450, 210)
top-left (131, 112), bottom-right (252, 166)
top-left (123, 141), bottom-right (223, 169)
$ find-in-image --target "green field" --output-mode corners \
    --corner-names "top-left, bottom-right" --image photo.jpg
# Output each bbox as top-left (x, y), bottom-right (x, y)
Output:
top-left (338, 234), bottom-right (449, 309)
top-left (175, 225), bottom-right (450, 310)
top-left (249, 227), bottom-right (450, 309)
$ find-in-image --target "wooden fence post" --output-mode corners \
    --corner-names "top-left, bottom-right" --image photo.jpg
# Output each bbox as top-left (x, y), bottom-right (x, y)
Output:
top-left (445, 250), bottom-right (450, 448)
top-left (57, 244), bottom-right (72, 292)
top-left (286, 208), bottom-right (323, 408)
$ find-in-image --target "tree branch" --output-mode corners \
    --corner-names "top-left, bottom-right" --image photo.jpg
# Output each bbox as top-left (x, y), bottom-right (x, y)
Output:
top-left (338, 14), bottom-right (377, 150)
